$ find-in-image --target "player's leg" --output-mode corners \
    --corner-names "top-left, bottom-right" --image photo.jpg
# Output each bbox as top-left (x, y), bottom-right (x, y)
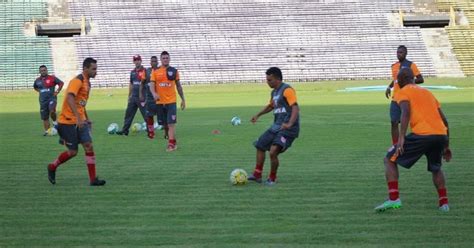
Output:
top-left (145, 103), bottom-right (157, 139)
top-left (118, 100), bottom-right (138, 135)
top-left (79, 124), bottom-right (105, 186)
top-left (426, 135), bottom-right (449, 211)
top-left (47, 124), bottom-right (79, 184)
top-left (40, 101), bottom-right (50, 135)
top-left (166, 104), bottom-right (178, 151)
top-left (249, 129), bottom-right (274, 182)
top-left (156, 104), bottom-right (169, 139)
top-left (49, 99), bottom-right (58, 128)
top-left (266, 144), bottom-right (283, 185)
top-left (390, 101), bottom-right (401, 145)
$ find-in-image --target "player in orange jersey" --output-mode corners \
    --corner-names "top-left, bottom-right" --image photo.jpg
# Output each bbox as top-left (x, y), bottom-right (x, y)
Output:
top-left (47, 58), bottom-right (106, 186)
top-left (375, 68), bottom-right (451, 212)
top-left (149, 51), bottom-right (186, 151)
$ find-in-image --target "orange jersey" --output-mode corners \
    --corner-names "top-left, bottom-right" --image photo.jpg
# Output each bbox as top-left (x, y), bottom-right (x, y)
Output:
top-left (58, 73), bottom-right (90, 125)
top-left (150, 66), bottom-right (180, 104)
top-left (396, 84), bottom-right (447, 135)
top-left (268, 87), bottom-right (297, 107)
top-left (391, 61), bottom-right (420, 100)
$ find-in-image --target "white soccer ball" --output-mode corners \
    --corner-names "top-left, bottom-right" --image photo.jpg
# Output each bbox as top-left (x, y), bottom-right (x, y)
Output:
top-left (230, 168), bottom-right (248, 185)
top-left (141, 122), bottom-right (147, 131)
top-left (231, 116), bottom-right (241, 126)
top-left (107, 123), bottom-right (119, 134)
top-left (47, 127), bottom-right (58, 136)
top-left (131, 123), bottom-right (142, 133)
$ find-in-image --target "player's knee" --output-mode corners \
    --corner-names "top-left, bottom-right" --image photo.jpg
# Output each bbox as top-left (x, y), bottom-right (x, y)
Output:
top-left (83, 143), bottom-right (94, 152)
top-left (68, 150), bottom-right (78, 157)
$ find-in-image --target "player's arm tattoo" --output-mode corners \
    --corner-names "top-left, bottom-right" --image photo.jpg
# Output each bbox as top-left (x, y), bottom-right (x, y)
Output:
top-left (176, 80), bottom-right (185, 101)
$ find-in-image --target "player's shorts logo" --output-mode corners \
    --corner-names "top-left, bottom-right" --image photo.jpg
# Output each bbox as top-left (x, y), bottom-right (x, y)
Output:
top-left (172, 115), bottom-right (176, 120)
top-left (280, 136), bottom-right (287, 144)
top-left (79, 100), bottom-right (87, 106)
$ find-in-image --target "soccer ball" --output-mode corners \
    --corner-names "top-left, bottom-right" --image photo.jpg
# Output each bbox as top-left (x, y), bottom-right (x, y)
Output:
top-left (231, 116), bottom-right (241, 126)
top-left (230, 168), bottom-right (248, 185)
top-left (107, 123), bottom-right (119, 134)
top-left (131, 123), bottom-right (142, 133)
top-left (47, 127), bottom-right (58, 136)
top-left (141, 122), bottom-right (147, 131)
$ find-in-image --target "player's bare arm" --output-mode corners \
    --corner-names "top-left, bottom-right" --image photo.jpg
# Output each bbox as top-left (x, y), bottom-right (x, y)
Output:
top-left (251, 104), bottom-right (273, 123)
top-left (66, 93), bottom-right (86, 128)
top-left (397, 100), bottom-right (410, 155)
top-left (280, 104), bottom-right (299, 130)
top-left (150, 80), bottom-right (159, 101)
top-left (415, 74), bottom-right (424, 84)
top-left (54, 79), bottom-right (64, 96)
top-left (438, 108), bottom-right (452, 161)
top-left (385, 80), bottom-right (394, 99)
top-left (176, 80), bottom-right (185, 110)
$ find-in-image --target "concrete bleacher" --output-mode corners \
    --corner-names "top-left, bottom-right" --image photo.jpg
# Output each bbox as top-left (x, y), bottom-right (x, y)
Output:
top-left (0, 0), bottom-right (54, 89)
top-left (68, 0), bottom-right (436, 86)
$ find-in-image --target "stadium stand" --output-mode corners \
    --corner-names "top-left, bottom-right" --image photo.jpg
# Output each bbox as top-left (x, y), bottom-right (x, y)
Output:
top-left (0, 0), bottom-right (54, 89)
top-left (68, 0), bottom-right (436, 86)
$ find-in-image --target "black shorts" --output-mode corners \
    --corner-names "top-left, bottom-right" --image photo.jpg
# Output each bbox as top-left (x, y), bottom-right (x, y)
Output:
top-left (157, 103), bottom-right (177, 125)
top-left (254, 129), bottom-right (296, 153)
top-left (146, 101), bottom-right (158, 118)
top-left (40, 99), bottom-right (57, 120)
top-left (57, 124), bottom-right (92, 150)
top-left (389, 101), bottom-right (401, 123)
top-left (386, 134), bottom-right (448, 172)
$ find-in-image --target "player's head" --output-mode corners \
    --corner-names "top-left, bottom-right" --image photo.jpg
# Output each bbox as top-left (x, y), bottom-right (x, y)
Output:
top-left (133, 55), bottom-right (142, 67)
top-left (397, 45), bottom-right (407, 62)
top-left (160, 51), bottom-right (170, 67)
top-left (265, 67), bottom-right (283, 89)
top-left (150, 56), bottom-right (158, 68)
top-left (39, 65), bottom-right (48, 77)
top-left (83, 57), bottom-right (97, 78)
top-left (397, 67), bottom-right (414, 88)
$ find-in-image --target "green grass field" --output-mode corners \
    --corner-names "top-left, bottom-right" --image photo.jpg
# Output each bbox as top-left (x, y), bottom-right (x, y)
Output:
top-left (1, 78), bottom-right (473, 247)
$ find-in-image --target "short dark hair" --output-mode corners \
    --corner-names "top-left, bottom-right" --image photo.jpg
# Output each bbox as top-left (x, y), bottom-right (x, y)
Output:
top-left (161, 51), bottom-right (169, 57)
top-left (39, 65), bottom-right (47, 69)
top-left (398, 45), bottom-right (407, 51)
top-left (398, 67), bottom-right (414, 86)
top-left (151, 56), bottom-right (158, 60)
top-left (266, 67), bottom-right (282, 81)
top-left (83, 57), bottom-right (97, 69)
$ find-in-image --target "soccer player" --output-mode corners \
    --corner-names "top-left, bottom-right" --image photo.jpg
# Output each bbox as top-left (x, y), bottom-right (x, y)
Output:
top-left (116, 55), bottom-right (148, 136)
top-left (375, 68), bottom-right (451, 212)
top-left (47, 58), bottom-right (106, 186)
top-left (142, 56), bottom-right (159, 139)
top-left (247, 67), bottom-right (300, 186)
top-left (33, 65), bottom-right (64, 135)
top-left (385, 45), bottom-right (424, 146)
top-left (150, 51), bottom-right (186, 151)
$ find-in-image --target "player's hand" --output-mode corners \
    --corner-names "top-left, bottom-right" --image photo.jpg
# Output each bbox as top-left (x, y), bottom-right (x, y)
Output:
top-left (181, 100), bottom-right (186, 110)
top-left (250, 115), bottom-right (258, 124)
top-left (76, 119), bottom-right (87, 129)
top-left (53, 91), bottom-right (59, 96)
top-left (139, 96), bottom-right (145, 103)
top-left (443, 147), bottom-right (452, 162)
top-left (280, 122), bottom-right (292, 130)
top-left (153, 94), bottom-right (159, 102)
top-left (385, 87), bottom-right (391, 99)
top-left (395, 136), bottom-right (405, 156)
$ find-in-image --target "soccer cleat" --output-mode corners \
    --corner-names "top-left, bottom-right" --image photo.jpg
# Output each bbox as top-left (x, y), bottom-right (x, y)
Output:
top-left (439, 204), bottom-right (450, 212)
top-left (47, 165), bottom-right (56, 185)
top-left (90, 177), bottom-right (106, 186)
top-left (248, 175), bottom-right (262, 183)
top-left (374, 199), bottom-right (402, 212)
top-left (166, 144), bottom-right (177, 152)
top-left (116, 130), bottom-right (128, 136)
top-left (264, 178), bottom-right (276, 186)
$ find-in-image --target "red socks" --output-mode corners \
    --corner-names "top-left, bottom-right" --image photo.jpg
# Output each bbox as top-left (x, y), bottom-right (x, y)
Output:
top-left (388, 181), bottom-right (399, 201)
top-left (253, 164), bottom-right (263, 178)
top-left (49, 151), bottom-right (73, 171)
top-left (438, 188), bottom-right (448, 206)
top-left (85, 151), bottom-right (97, 182)
top-left (269, 170), bottom-right (277, 182)
top-left (146, 117), bottom-right (154, 133)
top-left (392, 137), bottom-right (398, 145)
